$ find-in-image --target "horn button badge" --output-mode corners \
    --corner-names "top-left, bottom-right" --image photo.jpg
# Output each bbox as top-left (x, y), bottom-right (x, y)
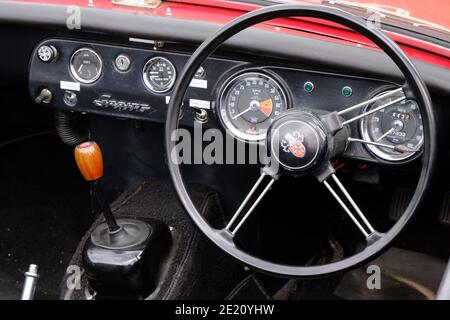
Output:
top-left (269, 113), bottom-right (328, 173)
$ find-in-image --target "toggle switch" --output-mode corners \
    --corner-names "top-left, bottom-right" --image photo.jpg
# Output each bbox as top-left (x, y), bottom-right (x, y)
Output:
top-left (35, 88), bottom-right (53, 104)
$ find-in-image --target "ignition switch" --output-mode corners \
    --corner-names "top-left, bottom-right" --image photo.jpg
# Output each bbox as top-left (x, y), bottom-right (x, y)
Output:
top-left (63, 90), bottom-right (78, 107)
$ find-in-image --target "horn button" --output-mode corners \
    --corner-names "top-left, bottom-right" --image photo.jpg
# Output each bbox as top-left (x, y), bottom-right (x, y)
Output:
top-left (269, 112), bottom-right (328, 173)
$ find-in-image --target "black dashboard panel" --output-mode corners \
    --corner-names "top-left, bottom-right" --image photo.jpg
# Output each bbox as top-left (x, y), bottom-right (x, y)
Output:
top-left (29, 38), bottom-right (418, 164)
top-left (29, 38), bottom-right (240, 128)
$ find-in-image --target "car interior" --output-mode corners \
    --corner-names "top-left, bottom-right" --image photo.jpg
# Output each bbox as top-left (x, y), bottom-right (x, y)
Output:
top-left (0, 0), bottom-right (450, 301)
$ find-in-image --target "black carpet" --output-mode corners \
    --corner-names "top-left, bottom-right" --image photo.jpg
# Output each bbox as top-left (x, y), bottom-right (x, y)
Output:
top-left (0, 133), bottom-right (92, 299)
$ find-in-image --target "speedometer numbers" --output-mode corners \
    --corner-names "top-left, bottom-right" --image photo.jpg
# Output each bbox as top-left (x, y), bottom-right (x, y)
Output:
top-left (218, 72), bottom-right (287, 141)
top-left (360, 90), bottom-right (424, 161)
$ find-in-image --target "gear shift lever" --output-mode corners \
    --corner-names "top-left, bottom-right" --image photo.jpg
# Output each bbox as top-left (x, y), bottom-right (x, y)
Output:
top-left (75, 141), bottom-right (151, 248)
top-left (75, 141), bottom-right (119, 232)
top-left (74, 141), bottom-right (170, 299)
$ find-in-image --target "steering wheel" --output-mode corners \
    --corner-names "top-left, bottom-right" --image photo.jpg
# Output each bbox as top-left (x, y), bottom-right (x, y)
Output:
top-left (165, 4), bottom-right (436, 277)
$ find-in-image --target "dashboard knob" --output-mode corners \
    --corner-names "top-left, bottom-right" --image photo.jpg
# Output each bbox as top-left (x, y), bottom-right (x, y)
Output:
top-left (37, 45), bottom-right (58, 63)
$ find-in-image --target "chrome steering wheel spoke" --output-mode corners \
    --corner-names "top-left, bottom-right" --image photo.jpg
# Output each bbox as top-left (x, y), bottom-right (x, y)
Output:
top-left (224, 173), bottom-right (276, 237)
top-left (337, 87), bottom-right (406, 125)
top-left (322, 173), bottom-right (378, 239)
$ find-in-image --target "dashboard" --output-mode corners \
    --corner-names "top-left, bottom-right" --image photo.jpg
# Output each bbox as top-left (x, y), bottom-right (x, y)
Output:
top-left (28, 38), bottom-right (424, 165)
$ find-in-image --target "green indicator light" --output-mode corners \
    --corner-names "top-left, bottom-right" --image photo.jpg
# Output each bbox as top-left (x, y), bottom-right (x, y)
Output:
top-left (342, 86), bottom-right (353, 97)
top-left (304, 81), bottom-right (314, 93)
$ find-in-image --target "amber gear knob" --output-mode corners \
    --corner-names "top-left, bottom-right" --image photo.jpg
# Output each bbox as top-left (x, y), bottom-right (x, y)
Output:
top-left (74, 141), bottom-right (103, 181)
top-left (74, 141), bottom-right (120, 232)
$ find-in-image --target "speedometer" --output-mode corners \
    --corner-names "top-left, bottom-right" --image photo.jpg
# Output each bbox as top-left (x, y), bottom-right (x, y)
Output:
top-left (360, 90), bottom-right (424, 161)
top-left (218, 72), bottom-right (287, 141)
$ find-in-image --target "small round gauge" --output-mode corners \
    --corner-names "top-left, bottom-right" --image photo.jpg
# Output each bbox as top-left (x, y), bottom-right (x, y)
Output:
top-left (360, 90), bottom-right (424, 161)
top-left (218, 72), bottom-right (288, 141)
top-left (70, 48), bottom-right (103, 84)
top-left (143, 57), bottom-right (176, 93)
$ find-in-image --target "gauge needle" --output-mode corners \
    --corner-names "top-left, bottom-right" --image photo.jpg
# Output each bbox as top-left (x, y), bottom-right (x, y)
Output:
top-left (78, 65), bottom-right (83, 73)
top-left (376, 128), bottom-right (395, 142)
top-left (232, 107), bottom-right (252, 120)
top-left (348, 138), bottom-right (419, 153)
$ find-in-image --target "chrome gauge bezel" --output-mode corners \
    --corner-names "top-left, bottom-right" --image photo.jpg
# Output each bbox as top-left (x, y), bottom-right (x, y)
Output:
top-left (142, 56), bottom-right (177, 94)
top-left (360, 90), bottom-right (424, 162)
top-left (217, 71), bottom-right (288, 142)
top-left (69, 48), bottom-right (103, 84)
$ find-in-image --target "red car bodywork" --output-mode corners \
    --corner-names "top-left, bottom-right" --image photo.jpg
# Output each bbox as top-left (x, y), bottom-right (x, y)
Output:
top-left (11, 0), bottom-right (450, 69)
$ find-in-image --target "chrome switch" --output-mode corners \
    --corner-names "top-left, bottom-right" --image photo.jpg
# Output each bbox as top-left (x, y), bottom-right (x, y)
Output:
top-left (37, 45), bottom-right (58, 63)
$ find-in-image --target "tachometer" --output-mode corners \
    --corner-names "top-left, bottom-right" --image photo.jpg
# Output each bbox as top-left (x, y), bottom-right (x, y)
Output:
top-left (218, 72), bottom-right (287, 141)
top-left (143, 57), bottom-right (176, 93)
top-left (360, 90), bottom-right (424, 161)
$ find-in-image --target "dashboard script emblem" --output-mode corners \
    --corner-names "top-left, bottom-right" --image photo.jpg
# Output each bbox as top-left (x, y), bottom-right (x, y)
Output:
top-left (281, 131), bottom-right (306, 158)
top-left (93, 94), bottom-right (154, 113)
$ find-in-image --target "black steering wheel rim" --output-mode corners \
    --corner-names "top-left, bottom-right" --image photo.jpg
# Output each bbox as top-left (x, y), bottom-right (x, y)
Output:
top-left (165, 4), bottom-right (436, 277)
